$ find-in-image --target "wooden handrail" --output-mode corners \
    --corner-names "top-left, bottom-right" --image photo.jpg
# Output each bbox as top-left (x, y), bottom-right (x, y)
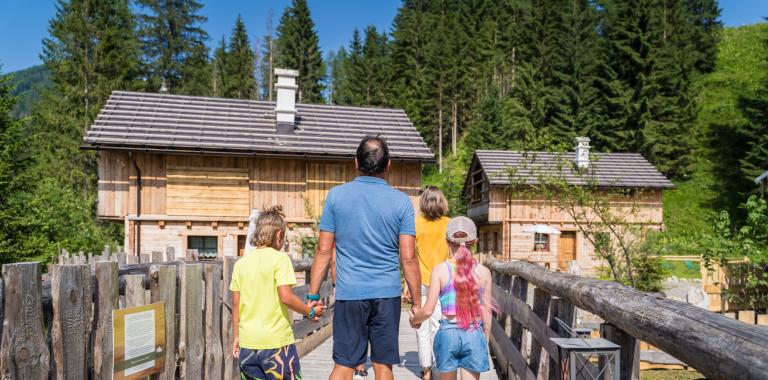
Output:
top-left (486, 258), bottom-right (768, 380)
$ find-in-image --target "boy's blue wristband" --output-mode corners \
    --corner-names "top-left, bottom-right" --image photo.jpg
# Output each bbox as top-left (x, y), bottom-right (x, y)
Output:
top-left (306, 294), bottom-right (320, 301)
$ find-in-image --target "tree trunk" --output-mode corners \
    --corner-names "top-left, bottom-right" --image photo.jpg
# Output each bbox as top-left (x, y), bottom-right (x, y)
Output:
top-left (451, 101), bottom-right (457, 156)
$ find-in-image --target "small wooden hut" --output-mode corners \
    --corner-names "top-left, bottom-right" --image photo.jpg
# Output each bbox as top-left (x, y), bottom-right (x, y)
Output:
top-left (84, 69), bottom-right (433, 258)
top-left (756, 170), bottom-right (768, 193)
top-left (462, 138), bottom-right (673, 275)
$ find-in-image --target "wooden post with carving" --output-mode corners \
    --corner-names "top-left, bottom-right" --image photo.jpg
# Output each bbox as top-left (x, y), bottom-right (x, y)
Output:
top-left (0, 262), bottom-right (50, 379)
top-left (51, 264), bottom-right (92, 380)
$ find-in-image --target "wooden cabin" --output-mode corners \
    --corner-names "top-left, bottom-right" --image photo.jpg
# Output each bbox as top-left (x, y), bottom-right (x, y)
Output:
top-left (84, 69), bottom-right (433, 258)
top-left (462, 138), bottom-right (673, 275)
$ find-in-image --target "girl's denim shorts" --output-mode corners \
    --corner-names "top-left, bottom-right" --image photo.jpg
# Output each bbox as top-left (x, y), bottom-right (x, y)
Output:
top-left (433, 320), bottom-right (490, 373)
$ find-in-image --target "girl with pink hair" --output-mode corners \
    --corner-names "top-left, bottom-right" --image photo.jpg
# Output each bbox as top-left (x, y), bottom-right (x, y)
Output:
top-left (409, 216), bottom-right (494, 380)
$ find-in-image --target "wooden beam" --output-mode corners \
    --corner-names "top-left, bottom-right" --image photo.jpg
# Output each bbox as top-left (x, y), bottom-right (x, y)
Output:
top-left (486, 258), bottom-right (768, 379)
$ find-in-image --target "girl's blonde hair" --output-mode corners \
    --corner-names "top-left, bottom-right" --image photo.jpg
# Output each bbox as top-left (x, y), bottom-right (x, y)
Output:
top-left (252, 205), bottom-right (286, 248)
top-left (419, 186), bottom-right (449, 221)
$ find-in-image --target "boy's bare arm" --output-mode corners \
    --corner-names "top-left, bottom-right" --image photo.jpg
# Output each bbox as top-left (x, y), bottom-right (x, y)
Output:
top-left (308, 231), bottom-right (335, 295)
top-left (277, 285), bottom-right (324, 317)
top-left (400, 234), bottom-right (422, 307)
top-left (232, 291), bottom-right (240, 357)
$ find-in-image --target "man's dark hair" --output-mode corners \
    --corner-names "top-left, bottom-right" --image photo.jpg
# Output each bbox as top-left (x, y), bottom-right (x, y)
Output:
top-left (356, 136), bottom-right (390, 176)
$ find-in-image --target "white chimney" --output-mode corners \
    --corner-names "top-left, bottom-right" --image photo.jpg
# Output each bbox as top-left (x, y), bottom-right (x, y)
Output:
top-left (274, 68), bottom-right (299, 134)
top-left (575, 137), bottom-right (590, 170)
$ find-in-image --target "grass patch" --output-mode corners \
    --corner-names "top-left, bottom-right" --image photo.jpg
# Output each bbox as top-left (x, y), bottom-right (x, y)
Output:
top-left (660, 260), bottom-right (701, 279)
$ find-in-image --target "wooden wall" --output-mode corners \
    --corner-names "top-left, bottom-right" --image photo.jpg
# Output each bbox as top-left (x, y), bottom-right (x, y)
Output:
top-left (484, 187), bottom-right (665, 225)
top-left (97, 151), bottom-right (422, 221)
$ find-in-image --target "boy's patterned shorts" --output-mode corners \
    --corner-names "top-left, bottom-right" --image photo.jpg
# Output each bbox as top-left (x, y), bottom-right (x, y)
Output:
top-left (239, 344), bottom-right (302, 380)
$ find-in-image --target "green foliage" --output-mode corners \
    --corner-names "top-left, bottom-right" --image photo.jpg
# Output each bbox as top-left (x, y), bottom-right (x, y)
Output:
top-left (422, 144), bottom-right (474, 216)
top-left (224, 16), bottom-right (257, 99)
top-left (1, 178), bottom-right (120, 264)
top-left (275, 0), bottom-right (325, 103)
top-left (700, 196), bottom-right (768, 309)
top-left (698, 23), bottom-right (768, 220)
top-left (6, 65), bottom-right (51, 118)
top-left (334, 26), bottom-right (392, 107)
top-left (137, 0), bottom-right (208, 93)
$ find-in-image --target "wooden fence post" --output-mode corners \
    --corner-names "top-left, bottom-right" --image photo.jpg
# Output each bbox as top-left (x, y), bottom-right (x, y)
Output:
top-left (93, 261), bottom-right (119, 380)
top-left (51, 264), bottom-right (92, 380)
top-left (152, 250), bottom-right (165, 263)
top-left (140, 253), bottom-right (151, 264)
top-left (510, 276), bottom-right (529, 350)
top-left (0, 262), bottom-right (49, 379)
top-left (150, 265), bottom-right (178, 380)
top-left (204, 264), bottom-right (223, 379)
top-left (601, 323), bottom-right (639, 380)
top-left (221, 257), bottom-right (238, 380)
top-left (124, 275), bottom-right (146, 308)
top-left (126, 255), bottom-right (139, 265)
top-left (166, 247), bottom-right (176, 262)
top-left (179, 263), bottom-right (203, 379)
top-left (530, 287), bottom-right (552, 379)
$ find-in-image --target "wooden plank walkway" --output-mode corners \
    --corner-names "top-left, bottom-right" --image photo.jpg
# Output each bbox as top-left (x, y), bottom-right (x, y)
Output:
top-left (301, 311), bottom-right (500, 379)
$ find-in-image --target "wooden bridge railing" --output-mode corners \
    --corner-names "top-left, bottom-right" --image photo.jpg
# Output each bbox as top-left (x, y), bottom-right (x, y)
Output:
top-left (485, 258), bottom-right (768, 380)
top-left (0, 252), bottom-right (332, 379)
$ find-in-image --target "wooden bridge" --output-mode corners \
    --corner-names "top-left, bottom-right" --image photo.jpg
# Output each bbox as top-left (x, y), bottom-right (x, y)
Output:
top-left (0, 251), bottom-right (766, 379)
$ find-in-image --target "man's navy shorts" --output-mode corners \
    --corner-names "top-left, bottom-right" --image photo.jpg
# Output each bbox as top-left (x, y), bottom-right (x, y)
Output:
top-left (333, 297), bottom-right (401, 368)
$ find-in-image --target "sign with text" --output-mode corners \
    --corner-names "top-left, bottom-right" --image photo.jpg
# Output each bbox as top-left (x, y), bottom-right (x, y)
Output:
top-left (113, 302), bottom-right (166, 380)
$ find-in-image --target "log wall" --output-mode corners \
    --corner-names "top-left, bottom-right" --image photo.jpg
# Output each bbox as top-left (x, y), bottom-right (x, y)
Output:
top-left (98, 151), bottom-right (422, 220)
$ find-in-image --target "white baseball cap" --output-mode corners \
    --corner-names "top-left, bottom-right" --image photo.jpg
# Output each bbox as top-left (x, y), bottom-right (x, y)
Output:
top-left (445, 216), bottom-right (478, 244)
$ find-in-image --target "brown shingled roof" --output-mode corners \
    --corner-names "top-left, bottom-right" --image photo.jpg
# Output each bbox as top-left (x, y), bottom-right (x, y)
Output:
top-left (83, 91), bottom-right (434, 161)
top-left (474, 150), bottom-right (674, 189)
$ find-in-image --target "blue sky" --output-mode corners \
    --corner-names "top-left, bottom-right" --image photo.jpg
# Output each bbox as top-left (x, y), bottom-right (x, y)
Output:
top-left (0, 0), bottom-right (766, 73)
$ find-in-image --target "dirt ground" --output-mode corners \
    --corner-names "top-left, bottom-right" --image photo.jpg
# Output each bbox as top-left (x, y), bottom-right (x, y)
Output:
top-left (641, 369), bottom-right (706, 380)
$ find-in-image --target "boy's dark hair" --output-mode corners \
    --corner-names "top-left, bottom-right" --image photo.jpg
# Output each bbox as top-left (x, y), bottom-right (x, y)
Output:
top-left (356, 136), bottom-right (390, 176)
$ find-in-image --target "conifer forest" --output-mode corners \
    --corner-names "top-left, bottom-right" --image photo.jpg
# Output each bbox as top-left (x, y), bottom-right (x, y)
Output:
top-left (1, 0), bottom-right (767, 267)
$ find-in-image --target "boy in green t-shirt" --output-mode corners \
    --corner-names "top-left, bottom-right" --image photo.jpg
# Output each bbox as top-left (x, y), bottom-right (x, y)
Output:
top-left (230, 205), bottom-right (324, 380)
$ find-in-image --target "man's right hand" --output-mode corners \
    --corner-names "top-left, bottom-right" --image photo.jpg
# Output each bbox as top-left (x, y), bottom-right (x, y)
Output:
top-left (409, 304), bottom-right (422, 328)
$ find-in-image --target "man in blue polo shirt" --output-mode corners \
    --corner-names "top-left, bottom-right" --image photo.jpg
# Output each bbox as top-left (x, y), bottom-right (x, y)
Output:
top-left (307, 136), bottom-right (422, 380)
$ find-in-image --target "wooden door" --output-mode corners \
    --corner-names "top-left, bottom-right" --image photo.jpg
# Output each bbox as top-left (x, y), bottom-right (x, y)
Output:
top-left (238, 235), bottom-right (246, 256)
top-left (558, 231), bottom-right (576, 271)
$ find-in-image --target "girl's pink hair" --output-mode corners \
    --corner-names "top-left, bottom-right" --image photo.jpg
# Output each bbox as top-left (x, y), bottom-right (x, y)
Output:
top-left (453, 243), bottom-right (484, 330)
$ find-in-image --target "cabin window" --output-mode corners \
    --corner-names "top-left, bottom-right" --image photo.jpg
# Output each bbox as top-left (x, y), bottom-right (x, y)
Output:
top-left (533, 233), bottom-right (550, 252)
top-left (493, 232), bottom-right (499, 252)
top-left (188, 236), bottom-right (218, 259)
top-left (470, 170), bottom-right (485, 204)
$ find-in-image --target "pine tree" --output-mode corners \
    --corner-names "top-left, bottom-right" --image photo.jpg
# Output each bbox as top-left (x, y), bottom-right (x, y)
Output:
top-left (224, 16), bottom-right (257, 99)
top-left (0, 71), bottom-right (30, 217)
top-left (594, 0), bottom-right (657, 154)
top-left (212, 36), bottom-right (227, 97)
top-left (642, 0), bottom-right (698, 177)
top-left (178, 39), bottom-right (212, 96)
top-left (137, 0), bottom-right (208, 93)
top-left (686, 0), bottom-right (722, 74)
top-left (344, 26), bottom-right (391, 107)
top-left (275, 0), bottom-right (325, 103)
top-left (327, 47), bottom-right (351, 105)
top-left (464, 86), bottom-right (512, 151)
top-left (258, 11), bottom-right (276, 101)
top-left (547, 0), bottom-right (602, 145)
top-left (38, 0), bottom-right (142, 191)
